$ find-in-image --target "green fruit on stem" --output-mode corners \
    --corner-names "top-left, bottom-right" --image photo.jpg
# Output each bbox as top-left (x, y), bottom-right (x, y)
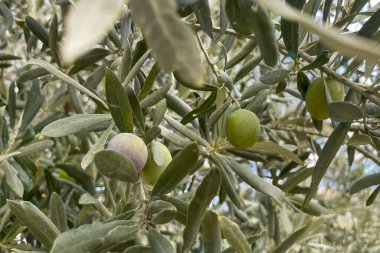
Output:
top-left (141, 141), bottom-right (172, 185)
top-left (107, 133), bottom-right (148, 173)
top-left (305, 77), bottom-right (345, 120)
top-left (226, 109), bottom-right (260, 149)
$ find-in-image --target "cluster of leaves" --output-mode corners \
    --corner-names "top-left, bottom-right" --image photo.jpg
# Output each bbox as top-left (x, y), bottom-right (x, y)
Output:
top-left (0, 0), bottom-right (380, 252)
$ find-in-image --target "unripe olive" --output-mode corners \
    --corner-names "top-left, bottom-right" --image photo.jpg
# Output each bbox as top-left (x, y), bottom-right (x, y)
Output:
top-left (225, 109), bottom-right (260, 149)
top-left (107, 133), bottom-right (148, 173)
top-left (305, 77), bottom-right (345, 120)
top-left (141, 141), bottom-right (172, 185)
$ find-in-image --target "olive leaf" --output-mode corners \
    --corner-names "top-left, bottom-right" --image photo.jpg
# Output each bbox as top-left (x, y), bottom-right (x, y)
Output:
top-left (129, 0), bottom-right (204, 89)
top-left (8, 200), bottom-right (60, 249)
top-left (152, 143), bottom-right (199, 196)
top-left (94, 149), bottom-right (138, 183)
top-left (182, 168), bottom-right (222, 252)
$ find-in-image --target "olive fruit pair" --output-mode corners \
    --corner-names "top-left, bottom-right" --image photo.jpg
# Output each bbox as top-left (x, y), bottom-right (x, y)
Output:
top-left (226, 109), bottom-right (261, 149)
top-left (107, 133), bottom-right (172, 185)
top-left (305, 77), bottom-right (345, 120)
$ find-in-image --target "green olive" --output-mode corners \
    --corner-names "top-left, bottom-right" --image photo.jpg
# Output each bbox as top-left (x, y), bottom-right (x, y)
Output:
top-left (225, 109), bottom-right (260, 149)
top-left (141, 141), bottom-right (172, 185)
top-left (305, 77), bottom-right (345, 120)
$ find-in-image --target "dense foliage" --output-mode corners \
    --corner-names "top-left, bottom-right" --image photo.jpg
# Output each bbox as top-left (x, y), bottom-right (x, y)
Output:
top-left (1, 0), bottom-right (380, 252)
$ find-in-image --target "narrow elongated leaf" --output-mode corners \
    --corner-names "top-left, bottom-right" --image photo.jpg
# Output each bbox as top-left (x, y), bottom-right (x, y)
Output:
top-left (0, 54), bottom-right (21, 60)
top-left (42, 114), bottom-right (112, 137)
top-left (158, 195), bottom-right (189, 217)
top-left (250, 141), bottom-right (304, 165)
top-left (105, 68), bottom-right (133, 133)
top-left (202, 211), bottom-right (222, 253)
top-left (3, 161), bottom-right (24, 198)
top-left (260, 69), bottom-right (289, 84)
top-left (240, 83), bottom-right (270, 100)
top-left (225, 0), bottom-right (254, 35)
top-left (126, 86), bottom-right (145, 133)
top-left (219, 0), bottom-right (229, 34)
top-left (74, 48), bottom-right (111, 66)
top-left (17, 140), bottom-right (54, 156)
top-left (223, 156), bottom-right (286, 205)
top-left (20, 81), bottom-right (45, 134)
top-left (56, 163), bottom-right (95, 195)
top-left (192, 0), bottom-right (213, 38)
top-left (120, 42), bottom-right (132, 82)
top-left (106, 225), bottom-right (139, 243)
top-left (212, 156), bottom-right (241, 207)
top-left (123, 49), bottom-right (151, 87)
top-left (328, 101), bottom-right (363, 122)
top-left (234, 55), bottom-right (262, 83)
top-left (140, 81), bottom-right (171, 109)
top-left (152, 143), bottom-right (199, 195)
top-left (288, 195), bottom-right (329, 216)
top-left (219, 216), bottom-right (251, 253)
top-left (207, 101), bottom-right (230, 127)
top-left (357, 9), bottom-right (380, 39)
top-left (251, 6), bottom-right (278, 66)
top-left (147, 200), bottom-right (177, 224)
top-left (283, 168), bottom-right (313, 192)
top-left (94, 149), bottom-right (138, 183)
top-left (62, 0), bottom-right (124, 63)
top-left (25, 16), bottom-right (49, 46)
top-left (297, 71), bottom-right (310, 99)
top-left (322, 0), bottom-right (333, 23)
top-left (83, 64), bottom-right (106, 90)
top-left (81, 123), bottom-right (115, 169)
top-left (8, 82), bottom-right (16, 129)
top-left (301, 50), bottom-right (329, 71)
top-left (257, 0), bottom-right (380, 62)
top-left (165, 114), bottom-right (209, 147)
top-left (347, 133), bottom-right (372, 146)
top-left (272, 218), bottom-right (323, 253)
top-left (26, 60), bottom-right (108, 109)
top-left (143, 126), bottom-right (161, 145)
top-left (351, 173), bottom-right (380, 194)
top-left (18, 67), bottom-right (50, 84)
top-left (49, 192), bottom-right (68, 232)
top-left (153, 99), bottom-right (167, 127)
top-left (8, 200), bottom-right (60, 249)
top-left (226, 40), bottom-right (257, 69)
top-left (304, 122), bottom-right (350, 206)
top-left (366, 185), bottom-right (380, 206)
top-left (281, 0), bottom-right (305, 59)
top-left (0, 2), bottom-right (13, 37)
top-left (129, 0), bottom-right (203, 89)
top-left (182, 168), bottom-right (222, 252)
top-left (181, 91), bottom-right (216, 124)
top-left (49, 14), bottom-right (61, 67)
top-left (51, 220), bottom-right (131, 253)
top-left (148, 229), bottom-right (175, 253)
top-left (139, 63), bottom-right (160, 100)
top-left (165, 92), bottom-right (193, 117)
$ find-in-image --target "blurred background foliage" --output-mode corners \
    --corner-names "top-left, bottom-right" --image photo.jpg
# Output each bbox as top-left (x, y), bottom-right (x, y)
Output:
top-left (0, 0), bottom-right (380, 252)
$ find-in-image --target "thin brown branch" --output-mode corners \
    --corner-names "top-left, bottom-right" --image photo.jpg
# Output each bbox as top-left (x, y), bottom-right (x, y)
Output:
top-left (354, 146), bottom-right (380, 166)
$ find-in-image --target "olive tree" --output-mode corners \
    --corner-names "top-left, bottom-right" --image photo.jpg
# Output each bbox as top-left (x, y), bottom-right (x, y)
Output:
top-left (1, 0), bottom-right (380, 252)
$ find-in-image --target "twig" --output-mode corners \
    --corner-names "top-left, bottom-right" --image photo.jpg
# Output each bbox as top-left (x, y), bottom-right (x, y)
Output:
top-left (354, 146), bottom-right (380, 166)
top-left (195, 32), bottom-right (219, 76)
